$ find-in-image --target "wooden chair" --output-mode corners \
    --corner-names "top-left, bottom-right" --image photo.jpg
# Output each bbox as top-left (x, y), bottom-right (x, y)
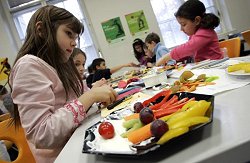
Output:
top-left (0, 113), bottom-right (13, 150)
top-left (0, 118), bottom-right (35, 163)
top-left (241, 30), bottom-right (250, 47)
top-left (0, 113), bottom-right (11, 122)
top-left (219, 37), bottom-right (241, 58)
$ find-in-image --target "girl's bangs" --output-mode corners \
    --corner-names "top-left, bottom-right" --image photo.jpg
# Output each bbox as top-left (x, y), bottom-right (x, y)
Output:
top-left (66, 17), bottom-right (84, 35)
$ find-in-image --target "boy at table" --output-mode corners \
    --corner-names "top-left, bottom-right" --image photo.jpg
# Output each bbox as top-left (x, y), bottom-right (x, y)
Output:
top-left (87, 58), bottom-right (137, 88)
top-left (145, 32), bottom-right (170, 62)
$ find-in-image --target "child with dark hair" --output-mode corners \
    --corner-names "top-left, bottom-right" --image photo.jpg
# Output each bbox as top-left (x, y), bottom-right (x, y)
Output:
top-left (9, 6), bottom-right (117, 163)
top-left (132, 38), bottom-right (148, 66)
top-left (156, 0), bottom-right (223, 66)
top-left (71, 48), bottom-right (87, 80)
top-left (145, 32), bottom-right (169, 62)
top-left (86, 65), bottom-right (95, 88)
top-left (87, 58), bottom-right (137, 87)
top-left (143, 44), bottom-right (155, 67)
top-left (71, 48), bottom-right (105, 90)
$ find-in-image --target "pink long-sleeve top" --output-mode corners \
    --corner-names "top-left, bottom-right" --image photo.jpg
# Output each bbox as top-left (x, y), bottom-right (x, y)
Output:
top-left (10, 55), bottom-right (87, 163)
top-left (170, 28), bottom-right (223, 62)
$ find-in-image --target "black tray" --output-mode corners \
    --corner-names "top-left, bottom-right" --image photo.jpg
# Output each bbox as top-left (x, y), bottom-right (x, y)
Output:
top-left (82, 92), bottom-right (214, 156)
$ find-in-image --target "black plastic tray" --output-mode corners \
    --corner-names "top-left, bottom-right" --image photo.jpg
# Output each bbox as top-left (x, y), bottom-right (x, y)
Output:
top-left (82, 92), bottom-right (214, 156)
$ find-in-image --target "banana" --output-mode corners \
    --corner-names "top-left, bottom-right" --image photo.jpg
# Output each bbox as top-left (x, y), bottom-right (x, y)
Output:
top-left (157, 127), bottom-right (189, 145)
top-left (167, 100), bottom-right (211, 126)
top-left (169, 116), bottom-right (209, 129)
top-left (181, 100), bottom-right (198, 111)
top-left (228, 63), bottom-right (250, 72)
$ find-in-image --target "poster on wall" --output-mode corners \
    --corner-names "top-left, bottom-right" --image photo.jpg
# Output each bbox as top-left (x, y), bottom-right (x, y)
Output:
top-left (101, 17), bottom-right (126, 44)
top-left (125, 10), bottom-right (149, 37)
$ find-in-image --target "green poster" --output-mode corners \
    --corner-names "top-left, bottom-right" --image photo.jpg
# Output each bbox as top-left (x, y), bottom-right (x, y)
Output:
top-left (101, 17), bottom-right (125, 44)
top-left (125, 10), bottom-right (149, 36)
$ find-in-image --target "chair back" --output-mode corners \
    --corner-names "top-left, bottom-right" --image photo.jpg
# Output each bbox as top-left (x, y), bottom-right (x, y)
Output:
top-left (219, 37), bottom-right (241, 58)
top-left (0, 113), bottom-right (11, 122)
top-left (0, 118), bottom-right (35, 163)
top-left (241, 30), bottom-right (250, 46)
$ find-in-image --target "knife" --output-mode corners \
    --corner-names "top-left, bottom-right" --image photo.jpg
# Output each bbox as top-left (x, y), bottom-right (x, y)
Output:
top-left (107, 95), bottom-right (132, 110)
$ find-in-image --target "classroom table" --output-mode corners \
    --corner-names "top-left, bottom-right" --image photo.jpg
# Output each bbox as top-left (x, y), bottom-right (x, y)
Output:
top-left (55, 58), bottom-right (250, 163)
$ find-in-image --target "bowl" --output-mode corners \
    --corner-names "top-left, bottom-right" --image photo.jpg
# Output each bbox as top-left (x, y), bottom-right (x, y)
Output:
top-left (142, 72), bottom-right (167, 88)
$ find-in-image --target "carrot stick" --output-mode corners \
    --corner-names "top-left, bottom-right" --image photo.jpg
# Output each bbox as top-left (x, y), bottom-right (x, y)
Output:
top-left (159, 95), bottom-right (178, 110)
top-left (127, 123), bottom-right (152, 144)
top-left (170, 97), bottom-right (189, 106)
top-left (183, 81), bottom-right (215, 87)
top-left (154, 108), bottom-right (179, 119)
top-left (124, 113), bottom-right (139, 121)
top-left (183, 82), bottom-right (199, 87)
top-left (198, 82), bottom-right (216, 86)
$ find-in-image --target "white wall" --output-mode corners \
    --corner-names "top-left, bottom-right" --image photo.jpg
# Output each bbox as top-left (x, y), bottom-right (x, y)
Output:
top-left (0, 3), bottom-right (18, 65)
top-left (81, 0), bottom-right (162, 68)
top-left (222, 0), bottom-right (250, 33)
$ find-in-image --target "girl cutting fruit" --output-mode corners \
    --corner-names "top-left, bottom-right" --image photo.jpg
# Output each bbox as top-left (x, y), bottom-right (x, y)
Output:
top-left (156, 0), bottom-right (223, 66)
top-left (9, 6), bottom-right (117, 163)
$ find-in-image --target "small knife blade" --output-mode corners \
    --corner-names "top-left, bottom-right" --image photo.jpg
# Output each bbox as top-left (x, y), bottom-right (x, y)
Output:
top-left (107, 95), bottom-right (132, 110)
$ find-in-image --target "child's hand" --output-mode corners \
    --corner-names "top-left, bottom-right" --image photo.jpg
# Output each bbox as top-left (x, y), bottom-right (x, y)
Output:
top-left (78, 85), bottom-right (117, 110)
top-left (92, 78), bottom-right (107, 88)
top-left (156, 53), bottom-right (171, 66)
top-left (90, 85), bottom-right (117, 105)
top-left (147, 62), bottom-right (154, 68)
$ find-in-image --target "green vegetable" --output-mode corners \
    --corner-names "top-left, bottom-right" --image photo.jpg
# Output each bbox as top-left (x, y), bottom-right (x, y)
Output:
top-left (205, 76), bottom-right (219, 82)
top-left (121, 121), bottom-right (143, 138)
top-left (122, 118), bottom-right (139, 129)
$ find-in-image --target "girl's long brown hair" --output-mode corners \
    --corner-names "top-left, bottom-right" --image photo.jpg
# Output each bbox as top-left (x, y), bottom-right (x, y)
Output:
top-left (10, 5), bottom-right (84, 127)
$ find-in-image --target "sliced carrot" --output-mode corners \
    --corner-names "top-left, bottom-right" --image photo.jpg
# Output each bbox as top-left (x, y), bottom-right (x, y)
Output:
top-left (171, 97), bottom-right (189, 106)
top-left (154, 108), bottom-right (179, 119)
top-left (183, 81), bottom-right (215, 87)
top-left (198, 82), bottom-right (215, 86)
top-left (124, 113), bottom-right (139, 121)
top-left (127, 123), bottom-right (152, 144)
top-left (159, 95), bottom-right (178, 110)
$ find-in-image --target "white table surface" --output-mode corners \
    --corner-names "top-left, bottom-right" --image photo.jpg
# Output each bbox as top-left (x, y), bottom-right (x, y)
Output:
top-left (55, 57), bottom-right (250, 163)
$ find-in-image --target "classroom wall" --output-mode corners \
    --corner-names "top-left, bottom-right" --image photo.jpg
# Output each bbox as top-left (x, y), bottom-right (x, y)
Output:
top-left (222, 0), bottom-right (250, 33)
top-left (81, 0), bottom-right (162, 68)
top-left (0, 3), bottom-right (18, 65)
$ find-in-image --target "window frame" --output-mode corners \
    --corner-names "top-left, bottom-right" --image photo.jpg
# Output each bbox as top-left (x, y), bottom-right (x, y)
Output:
top-left (150, 0), bottom-right (232, 49)
top-left (2, 0), bottom-right (100, 67)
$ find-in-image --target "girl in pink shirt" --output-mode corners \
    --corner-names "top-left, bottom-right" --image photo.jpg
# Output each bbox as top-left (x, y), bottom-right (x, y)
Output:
top-left (156, 0), bottom-right (223, 66)
top-left (9, 6), bottom-right (117, 163)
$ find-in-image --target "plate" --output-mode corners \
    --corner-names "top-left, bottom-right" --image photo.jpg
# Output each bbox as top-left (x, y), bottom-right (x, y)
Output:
top-left (82, 92), bottom-right (214, 156)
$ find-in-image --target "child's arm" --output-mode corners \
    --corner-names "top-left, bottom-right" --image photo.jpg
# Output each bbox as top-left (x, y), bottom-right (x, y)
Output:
top-left (78, 85), bottom-right (117, 112)
top-left (156, 53), bottom-right (171, 66)
top-left (110, 62), bottom-right (137, 74)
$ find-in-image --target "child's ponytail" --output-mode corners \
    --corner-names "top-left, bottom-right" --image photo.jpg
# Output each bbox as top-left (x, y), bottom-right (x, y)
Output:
top-left (200, 13), bottom-right (220, 29)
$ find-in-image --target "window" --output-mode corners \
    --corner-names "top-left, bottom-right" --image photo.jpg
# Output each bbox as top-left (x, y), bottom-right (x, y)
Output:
top-left (5, 0), bottom-right (98, 67)
top-left (150, 0), bottom-right (223, 48)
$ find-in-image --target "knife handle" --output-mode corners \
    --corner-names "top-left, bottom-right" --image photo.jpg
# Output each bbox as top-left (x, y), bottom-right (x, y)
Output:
top-left (107, 97), bottom-right (125, 110)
